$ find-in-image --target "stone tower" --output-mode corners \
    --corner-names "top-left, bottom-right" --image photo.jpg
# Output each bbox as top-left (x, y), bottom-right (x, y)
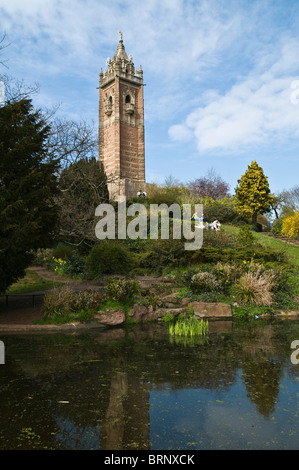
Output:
top-left (98, 32), bottom-right (146, 200)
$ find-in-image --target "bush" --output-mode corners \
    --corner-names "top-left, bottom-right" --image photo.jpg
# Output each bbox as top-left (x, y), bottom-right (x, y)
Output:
top-left (85, 241), bottom-right (135, 277)
top-left (237, 224), bottom-right (255, 245)
top-left (139, 239), bottom-right (187, 271)
top-left (105, 278), bottom-right (141, 302)
top-left (33, 248), bottom-right (54, 265)
top-left (281, 211), bottom-right (299, 239)
top-left (234, 267), bottom-right (276, 306)
top-left (52, 243), bottom-right (74, 260)
top-left (190, 272), bottom-right (222, 294)
top-left (62, 253), bottom-right (86, 276)
top-left (203, 197), bottom-right (241, 224)
top-left (43, 285), bottom-right (103, 318)
top-left (271, 218), bottom-right (283, 236)
top-left (191, 245), bottom-right (285, 265)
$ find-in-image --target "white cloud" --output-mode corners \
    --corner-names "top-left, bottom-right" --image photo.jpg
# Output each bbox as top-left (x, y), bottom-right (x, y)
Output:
top-left (169, 37), bottom-right (299, 152)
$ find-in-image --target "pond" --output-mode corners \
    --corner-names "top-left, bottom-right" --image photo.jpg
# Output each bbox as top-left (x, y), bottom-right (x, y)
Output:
top-left (0, 319), bottom-right (298, 450)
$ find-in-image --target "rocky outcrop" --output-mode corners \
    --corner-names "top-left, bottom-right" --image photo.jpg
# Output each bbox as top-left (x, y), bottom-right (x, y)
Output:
top-left (95, 310), bottom-right (126, 326)
top-left (95, 292), bottom-right (232, 327)
top-left (188, 301), bottom-right (232, 318)
top-left (128, 304), bottom-right (157, 322)
top-left (159, 292), bottom-right (182, 308)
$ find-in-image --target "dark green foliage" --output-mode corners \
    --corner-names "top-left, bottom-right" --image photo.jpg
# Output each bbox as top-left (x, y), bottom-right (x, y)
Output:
top-left (271, 218), bottom-right (283, 235)
top-left (203, 199), bottom-right (241, 224)
top-left (190, 245), bottom-right (285, 264)
top-left (52, 243), bottom-right (74, 259)
top-left (62, 253), bottom-right (86, 276)
top-left (85, 240), bottom-right (135, 277)
top-left (105, 278), bottom-right (141, 302)
top-left (237, 224), bottom-right (255, 245)
top-left (139, 239), bottom-right (187, 272)
top-left (0, 99), bottom-right (59, 294)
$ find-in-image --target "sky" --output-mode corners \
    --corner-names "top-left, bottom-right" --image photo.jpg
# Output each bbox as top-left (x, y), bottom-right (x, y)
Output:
top-left (1, 0), bottom-right (299, 195)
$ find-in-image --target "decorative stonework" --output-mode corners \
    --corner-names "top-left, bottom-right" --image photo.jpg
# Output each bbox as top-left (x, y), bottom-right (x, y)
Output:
top-left (98, 33), bottom-right (146, 199)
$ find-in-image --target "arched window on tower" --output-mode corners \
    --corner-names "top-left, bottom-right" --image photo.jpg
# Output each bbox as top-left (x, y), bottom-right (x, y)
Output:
top-left (105, 95), bottom-right (113, 115)
top-left (125, 94), bottom-right (134, 114)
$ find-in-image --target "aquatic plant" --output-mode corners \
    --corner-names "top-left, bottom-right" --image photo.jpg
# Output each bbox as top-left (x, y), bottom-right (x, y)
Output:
top-left (169, 316), bottom-right (208, 337)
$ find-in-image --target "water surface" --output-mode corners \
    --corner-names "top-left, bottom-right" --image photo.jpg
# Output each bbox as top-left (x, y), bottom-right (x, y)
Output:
top-left (0, 319), bottom-right (298, 450)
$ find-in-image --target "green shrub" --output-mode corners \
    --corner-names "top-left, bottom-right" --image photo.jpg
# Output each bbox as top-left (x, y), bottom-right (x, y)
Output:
top-left (139, 239), bottom-right (187, 271)
top-left (203, 198), bottom-right (241, 224)
top-left (174, 266), bottom-right (202, 286)
top-left (43, 285), bottom-right (103, 318)
top-left (63, 253), bottom-right (86, 276)
top-left (33, 248), bottom-right (54, 265)
top-left (85, 241), bottom-right (135, 277)
top-left (237, 224), bottom-right (255, 245)
top-left (271, 218), bottom-right (283, 236)
top-left (52, 243), bottom-right (74, 260)
top-left (105, 278), bottom-right (141, 302)
top-left (191, 245), bottom-right (285, 265)
top-left (190, 272), bottom-right (222, 293)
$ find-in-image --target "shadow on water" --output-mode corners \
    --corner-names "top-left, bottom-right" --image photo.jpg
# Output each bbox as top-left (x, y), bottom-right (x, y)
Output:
top-left (0, 319), bottom-right (298, 450)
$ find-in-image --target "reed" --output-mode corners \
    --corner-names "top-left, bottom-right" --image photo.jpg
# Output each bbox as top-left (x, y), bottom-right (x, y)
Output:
top-left (169, 316), bottom-right (208, 337)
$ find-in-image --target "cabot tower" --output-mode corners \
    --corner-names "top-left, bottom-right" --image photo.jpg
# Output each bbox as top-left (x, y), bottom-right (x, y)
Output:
top-left (98, 32), bottom-right (146, 199)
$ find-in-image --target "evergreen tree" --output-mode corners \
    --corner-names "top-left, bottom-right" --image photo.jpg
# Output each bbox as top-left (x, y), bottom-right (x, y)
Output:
top-left (0, 98), bottom-right (59, 293)
top-left (234, 161), bottom-right (274, 228)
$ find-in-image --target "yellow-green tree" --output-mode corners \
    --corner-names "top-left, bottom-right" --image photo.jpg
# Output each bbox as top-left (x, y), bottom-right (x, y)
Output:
top-left (235, 161), bottom-right (274, 227)
top-left (281, 211), bottom-right (299, 239)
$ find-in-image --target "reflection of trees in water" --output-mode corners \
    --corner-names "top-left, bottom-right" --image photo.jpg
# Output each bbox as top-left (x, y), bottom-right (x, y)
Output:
top-left (239, 324), bottom-right (282, 418)
top-left (242, 360), bottom-right (281, 417)
top-left (102, 372), bottom-right (128, 450)
top-left (2, 320), bottom-right (298, 449)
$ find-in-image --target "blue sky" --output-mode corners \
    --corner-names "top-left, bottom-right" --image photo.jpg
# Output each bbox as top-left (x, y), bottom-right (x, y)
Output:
top-left (1, 0), bottom-right (299, 194)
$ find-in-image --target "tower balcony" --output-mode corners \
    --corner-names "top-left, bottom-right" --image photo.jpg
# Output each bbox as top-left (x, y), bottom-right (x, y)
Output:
top-left (125, 102), bottom-right (135, 114)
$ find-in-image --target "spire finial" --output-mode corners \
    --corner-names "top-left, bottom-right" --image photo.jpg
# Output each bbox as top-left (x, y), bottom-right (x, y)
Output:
top-left (119, 31), bottom-right (123, 42)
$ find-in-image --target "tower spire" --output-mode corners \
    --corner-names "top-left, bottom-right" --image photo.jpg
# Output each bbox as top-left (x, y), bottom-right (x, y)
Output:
top-left (113, 31), bottom-right (128, 61)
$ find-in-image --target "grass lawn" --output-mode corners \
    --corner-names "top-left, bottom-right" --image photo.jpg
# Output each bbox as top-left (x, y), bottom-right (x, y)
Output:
top-left (5, 269), bottom-right (63, 295)
top-left (223, 224), bottom-right (299, 268)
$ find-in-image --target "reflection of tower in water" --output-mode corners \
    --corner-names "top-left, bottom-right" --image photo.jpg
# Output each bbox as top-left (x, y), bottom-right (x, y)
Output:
top-left (101, 371), bottom-right (150, 450)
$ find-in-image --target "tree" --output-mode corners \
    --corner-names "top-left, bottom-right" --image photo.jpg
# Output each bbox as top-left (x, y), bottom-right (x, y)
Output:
top-left (234, 161), bottom-right (274, 228)
top-left (0, 98), bottom-right (59, 293)
top-left (281, 211), bottom-right (299, 239)
top-left (55, 157), bottom-right (109, 249)
top-left (188, 168), bottom-right (230, 200)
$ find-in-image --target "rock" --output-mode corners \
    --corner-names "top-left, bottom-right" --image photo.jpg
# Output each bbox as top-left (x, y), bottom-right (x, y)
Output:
top-left (128, 304), bottom-right (149, 322)
top-left (189, 301), bottom-right (232, 318)
top-left (156, 307), bottom-right (190, 319)
top-left (147, 305), bottom-right (158, 321)
top-left (95, 310), bottom-right (125, 326)
top-left (181, 297), bottom-right (190, 307)
top-left (160, 292), bottom-right (182, 308)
